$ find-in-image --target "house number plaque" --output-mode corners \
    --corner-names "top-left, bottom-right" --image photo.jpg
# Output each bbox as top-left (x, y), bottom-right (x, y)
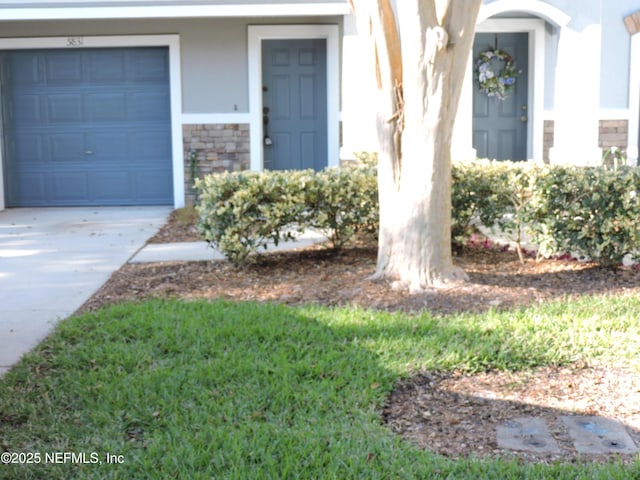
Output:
top-left (66, 37), bottom-right (85, 47)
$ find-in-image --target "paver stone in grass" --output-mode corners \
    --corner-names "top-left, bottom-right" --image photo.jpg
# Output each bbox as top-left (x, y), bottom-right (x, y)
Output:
top-left (497, 417), bottom-right (561, 453)
top-left (560, 415), bottom-right (638, 454)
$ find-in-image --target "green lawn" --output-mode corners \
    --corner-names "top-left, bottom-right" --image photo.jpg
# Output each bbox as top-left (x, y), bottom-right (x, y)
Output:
top-left (1, 297), bottom-right (639, 479)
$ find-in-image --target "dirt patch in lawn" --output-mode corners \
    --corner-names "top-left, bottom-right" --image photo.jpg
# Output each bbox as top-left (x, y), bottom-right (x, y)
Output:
top-left (78, 209), bottom-right (640, 464)
top-left (384, 367), bottom-right (640, 464)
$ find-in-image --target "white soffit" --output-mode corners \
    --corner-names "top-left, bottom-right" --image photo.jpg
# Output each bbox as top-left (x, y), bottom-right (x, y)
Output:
top-left (0, 1), bottom-right (352, 20)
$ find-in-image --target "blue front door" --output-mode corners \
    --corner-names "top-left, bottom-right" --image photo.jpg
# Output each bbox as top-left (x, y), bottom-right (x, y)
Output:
top-left (261, 39), bottom-right (327, 171)
top-left (473, 32), bottom-right (529, 161)
top-left (1, 47), bottom-right (173, 206)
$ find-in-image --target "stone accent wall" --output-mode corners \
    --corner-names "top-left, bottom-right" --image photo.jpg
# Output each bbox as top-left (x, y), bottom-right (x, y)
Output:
top-left (542, 119), bottom-right (628, 164)
top-left (183, 124), bottom-right (250, 205)
top-left (599, 119), bottom-right (628, 153)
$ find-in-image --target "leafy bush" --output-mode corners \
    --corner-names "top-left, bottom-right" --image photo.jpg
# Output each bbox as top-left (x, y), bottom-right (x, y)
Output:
top-left (451, 159), bottom-right (512, 243)
top-left (453, 160), bottom-right (640, 268)
top-left (195, 170), bottom-right (312, 265)
top-left (306, 166), bottom-right (378, 248)
top-left (197, 158), bottom-right (640, 269)
top-left (195, 166), bottom-right (379, 265)
top-left (530, 166), bottom-right (640, 268)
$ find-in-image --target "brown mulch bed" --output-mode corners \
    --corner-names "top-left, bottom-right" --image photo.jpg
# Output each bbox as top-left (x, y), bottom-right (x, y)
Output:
top-left (82, 240), bottom-right (640, 317)
top-left (78, 209), bottom-right (640, 464)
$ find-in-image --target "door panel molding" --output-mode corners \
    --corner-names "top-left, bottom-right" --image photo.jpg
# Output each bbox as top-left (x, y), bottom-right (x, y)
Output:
top-left (248, 24), bottom-right (339, 171)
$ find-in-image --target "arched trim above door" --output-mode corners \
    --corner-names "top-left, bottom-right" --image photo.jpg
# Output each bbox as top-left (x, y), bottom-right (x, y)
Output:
top-left (478, 0), bottom-right (570, 27)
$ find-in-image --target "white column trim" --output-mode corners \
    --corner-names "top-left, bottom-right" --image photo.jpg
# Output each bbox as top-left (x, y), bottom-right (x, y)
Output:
top-left (628, 33), bottom-right (640, 165)
top-left (248, 24), bottom-right (340, 171)
top-left (0, 34), bottom-right (184, 209)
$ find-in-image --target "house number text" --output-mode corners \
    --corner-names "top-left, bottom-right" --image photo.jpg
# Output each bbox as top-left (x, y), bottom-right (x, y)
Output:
top-left (66, 37), bottom-right (84, 47)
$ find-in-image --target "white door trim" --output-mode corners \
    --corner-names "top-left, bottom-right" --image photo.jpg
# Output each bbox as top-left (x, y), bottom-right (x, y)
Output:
top-left (0, 34), bottom-right (184, 210)
top-left (628, 33), bottom-right (640, 165)
top-left (474, 19), bottom-right (545, 162)
top-left (248, 24), bottom-right (340, 171)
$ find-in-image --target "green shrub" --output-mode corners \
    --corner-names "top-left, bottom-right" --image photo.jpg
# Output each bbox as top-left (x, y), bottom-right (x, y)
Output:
top-left (197, 159), bottom-right (640, 269)
top-left (530, 165), bottom-right (640, 268)
top-left (195, 166), bottom-right (379, 265)
top-left (195, 170), bottom-right (312, 265)
top-left (307, 166), bottom-right (378, 248)
top-left (451, 159), bottom-right (513, 243)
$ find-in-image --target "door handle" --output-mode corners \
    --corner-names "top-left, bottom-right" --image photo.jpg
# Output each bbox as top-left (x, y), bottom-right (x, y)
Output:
top-left (84, 150), bottom-right (93, 155)
top-left (520, 116), bottom-right (528, 123)
top-left (263, 106), bottom-right (272, 146)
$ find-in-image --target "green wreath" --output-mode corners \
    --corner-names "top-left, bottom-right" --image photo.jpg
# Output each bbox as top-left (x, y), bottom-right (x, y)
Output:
top-left (475, 49), bottom-right (520, 101)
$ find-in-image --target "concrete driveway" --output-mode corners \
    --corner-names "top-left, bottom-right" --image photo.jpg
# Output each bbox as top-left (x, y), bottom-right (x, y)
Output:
top-left (0, 207), bottom-right (170, 376)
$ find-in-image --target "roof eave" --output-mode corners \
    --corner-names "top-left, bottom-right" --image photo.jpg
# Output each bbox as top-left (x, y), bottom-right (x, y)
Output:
top-left (0, 3), bottom-right (352, 21)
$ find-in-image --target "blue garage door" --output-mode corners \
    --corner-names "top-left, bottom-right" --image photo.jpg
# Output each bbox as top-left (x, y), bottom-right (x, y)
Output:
top-left (1, 47), bottom-right (173, 206)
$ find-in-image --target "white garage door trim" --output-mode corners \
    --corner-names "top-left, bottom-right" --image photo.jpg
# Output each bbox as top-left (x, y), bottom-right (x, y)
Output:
top-left (0, 34), bottom-right (184, 210)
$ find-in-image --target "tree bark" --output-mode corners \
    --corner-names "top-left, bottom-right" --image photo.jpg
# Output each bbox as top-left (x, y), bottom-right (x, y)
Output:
top-left (353, 0), bottom-right (482, 292)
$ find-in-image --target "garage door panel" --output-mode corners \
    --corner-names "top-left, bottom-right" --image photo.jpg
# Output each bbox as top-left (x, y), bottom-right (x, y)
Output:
top-left (50, 172), bottom-right (89, 202)
top-left (48, 94), bottom-right (83, 123)
top-left (132, 92), bottom-right (170, 121)
top-left (7, 173), bottom-right (46, 205)
top-left (11, 55), bottom-right (40, 84)
top-left (132, 131), bottom-right (172, 161)
top-left (13, 134), bottom-right (46, 163)
top-left (91, 132), bottom-right (128, 161)
top-left (130, 50), bottom-right (169, 83)
top-left (135, 169), bottom-right (173, 201)
top-left (3, 47), bottom-right (173, 206)
top-left (90, 171), bottom-right (132, 201)
top-left (50, 133), bottom-right (86, 162)
top-left (12, 95), bottom-right (42, 124)
top-left (45, 52), bottom-right (83, 84)
top-left (89, 51), bottom-right (126, 83)
top-left (88, 93), bottom-right (127, 121)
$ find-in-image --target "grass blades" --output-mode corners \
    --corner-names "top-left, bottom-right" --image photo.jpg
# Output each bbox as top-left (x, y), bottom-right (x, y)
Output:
top-left (1, 297), bottom-right (639, 479)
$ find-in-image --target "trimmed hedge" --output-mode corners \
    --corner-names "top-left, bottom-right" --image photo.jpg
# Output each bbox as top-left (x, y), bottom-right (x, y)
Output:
top-left (453, 160), bottom-right (640, 268)
top-left (530, 165), bottom-right (640, 268)
top-left (195, 160), bottom-right (640, 268)
top-left (195, 165), bottom-right (377, 265)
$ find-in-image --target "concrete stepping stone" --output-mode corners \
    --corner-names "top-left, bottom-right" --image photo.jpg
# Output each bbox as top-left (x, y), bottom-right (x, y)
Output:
top-left (561, 416), bottom-right (638, 455)
top-left (497, 417), bottom-right (561, 453)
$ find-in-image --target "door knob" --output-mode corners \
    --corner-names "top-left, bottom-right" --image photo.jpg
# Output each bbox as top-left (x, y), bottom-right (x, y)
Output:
top-left (520, 116), bottom-right (528, 123)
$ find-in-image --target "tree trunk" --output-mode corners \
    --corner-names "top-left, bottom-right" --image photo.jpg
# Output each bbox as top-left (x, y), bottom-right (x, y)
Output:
top-left (355, 0), bottom-right (482, 292)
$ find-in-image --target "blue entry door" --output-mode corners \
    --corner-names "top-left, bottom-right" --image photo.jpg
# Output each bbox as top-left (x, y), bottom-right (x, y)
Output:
top-left (473, 32), bottom-right (529, 161)
top-left (1, 47), bottom-right (173, 206)
top-left (261, 39), bottom-right (327, 171)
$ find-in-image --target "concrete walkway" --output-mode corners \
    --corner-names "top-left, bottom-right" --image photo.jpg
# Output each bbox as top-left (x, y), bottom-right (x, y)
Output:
top-left (0, 208), bottom-right (328, 377)
top-left (129, 229), bottom-right (328, 263)
top-left (0, 207), bottom-right (170, 376)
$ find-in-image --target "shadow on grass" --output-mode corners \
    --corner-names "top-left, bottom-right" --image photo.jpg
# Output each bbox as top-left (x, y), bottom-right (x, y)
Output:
top-left (0, 299), bottom-right (637, 479)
